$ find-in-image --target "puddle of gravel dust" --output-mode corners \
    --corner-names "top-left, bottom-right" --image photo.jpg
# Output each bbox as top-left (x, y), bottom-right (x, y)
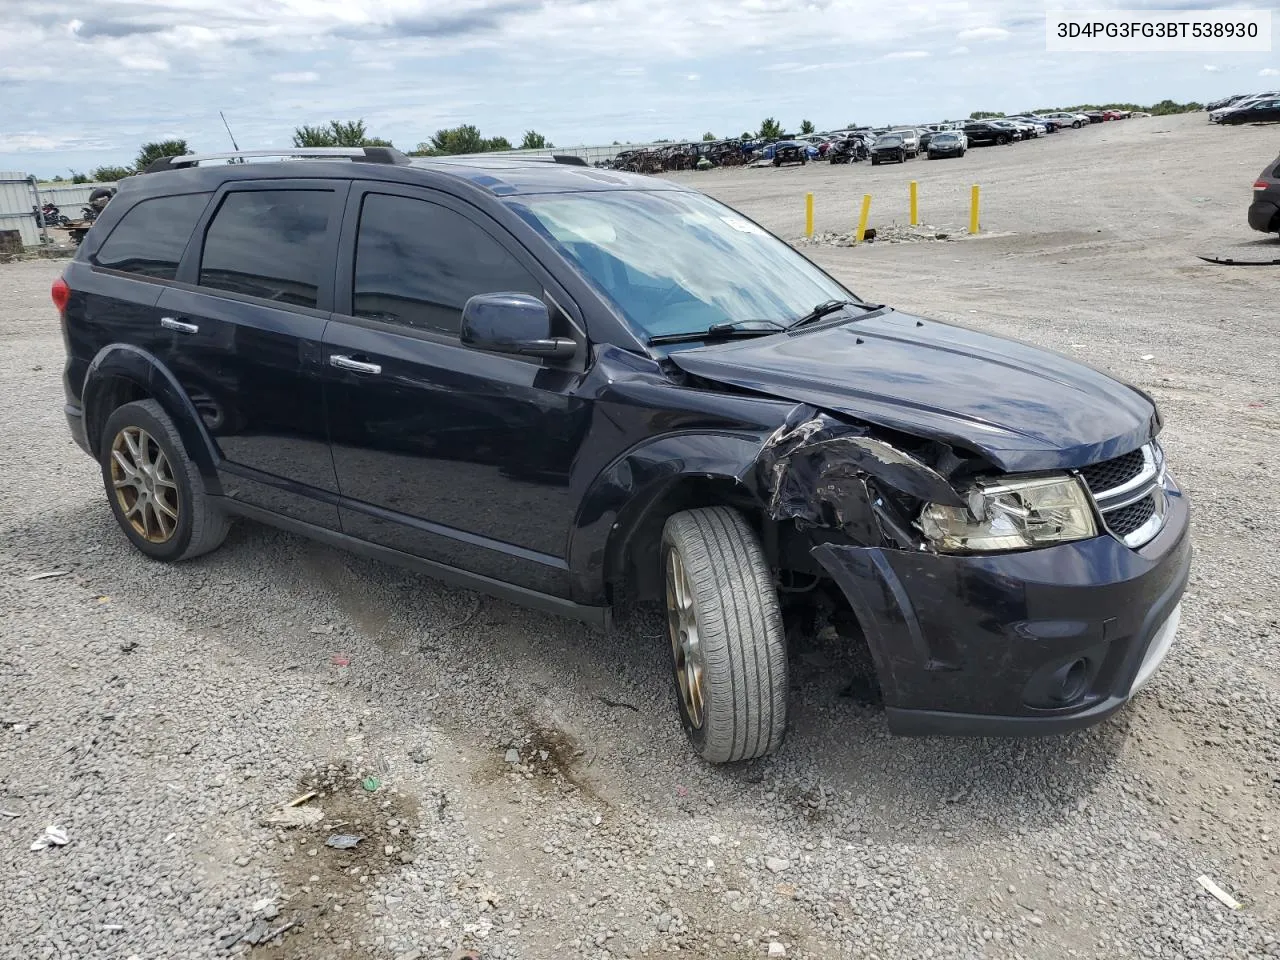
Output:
top-left (251, 762), bottom-right (420, 959)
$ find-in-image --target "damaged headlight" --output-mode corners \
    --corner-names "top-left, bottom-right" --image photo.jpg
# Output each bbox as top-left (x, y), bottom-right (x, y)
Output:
top-left (918, 474), bottom-right (1097, 552)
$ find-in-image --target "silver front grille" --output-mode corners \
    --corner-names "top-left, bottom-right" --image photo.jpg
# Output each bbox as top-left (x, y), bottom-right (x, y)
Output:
top-left (1078, 443), bottom-right (1169, 548)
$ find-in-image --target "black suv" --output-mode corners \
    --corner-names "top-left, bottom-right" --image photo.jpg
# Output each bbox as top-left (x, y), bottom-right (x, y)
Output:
top-left (56, 147), bottom-right (1190, 763)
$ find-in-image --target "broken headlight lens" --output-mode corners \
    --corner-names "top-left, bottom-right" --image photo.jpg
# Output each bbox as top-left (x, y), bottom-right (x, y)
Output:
top-left (918, 474), bottom-right (1097, 552)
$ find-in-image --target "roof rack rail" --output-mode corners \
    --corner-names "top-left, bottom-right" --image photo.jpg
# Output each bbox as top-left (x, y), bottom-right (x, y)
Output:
top-left (144, 146), bottom-right (410, 173)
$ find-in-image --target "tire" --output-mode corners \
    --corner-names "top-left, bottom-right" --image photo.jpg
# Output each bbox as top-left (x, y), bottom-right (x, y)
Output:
top-left (99, 399), bottom-right (229, 562)
top-left (871, 157), bottom-right (879, 165)
top-left (661, 507), bottom-right (787, 763)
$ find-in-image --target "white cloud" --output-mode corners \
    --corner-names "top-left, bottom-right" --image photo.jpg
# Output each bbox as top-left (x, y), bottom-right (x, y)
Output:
top-left (1203, 64), bottom-right (1221, 73)
top-left (686, 73), bottom-right (700, 81)
top-left (957, 26), bottom-right (1009, 42)
top-left (949, 45), bottom-right (969, 55)
top-left (1260, 67), bottom-right (1279, 77)
top-left (883, 50), bottom-right (929, 60)
top-left (118, 54), bottom-right (169, 71)
top-left (615, 66), bottom-right (645, 76)
top-left (271, 71), bottom-right (320, 83)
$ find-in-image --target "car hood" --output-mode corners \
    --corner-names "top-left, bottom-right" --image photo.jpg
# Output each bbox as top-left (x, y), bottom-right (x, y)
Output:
top-left (669, 310), bottom-right (1158, 472)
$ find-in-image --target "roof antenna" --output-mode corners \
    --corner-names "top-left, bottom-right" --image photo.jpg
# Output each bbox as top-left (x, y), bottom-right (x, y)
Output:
top-left (219, 111), bottom-right (241, 154)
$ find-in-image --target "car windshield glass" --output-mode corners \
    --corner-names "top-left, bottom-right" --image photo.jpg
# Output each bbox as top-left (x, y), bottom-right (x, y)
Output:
top-left (877, 136), bottom-right (903, 144)
top-left (507, 190), bottom-right (851, 340)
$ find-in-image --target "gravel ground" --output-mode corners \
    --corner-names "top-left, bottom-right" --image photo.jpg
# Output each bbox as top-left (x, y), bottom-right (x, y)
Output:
top-left (2, 111), bottom-right (1277, 960)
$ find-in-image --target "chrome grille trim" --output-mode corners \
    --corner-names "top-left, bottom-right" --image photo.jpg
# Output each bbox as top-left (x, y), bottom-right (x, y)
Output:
top-left (1076, 442), bottom-right (1169, 549)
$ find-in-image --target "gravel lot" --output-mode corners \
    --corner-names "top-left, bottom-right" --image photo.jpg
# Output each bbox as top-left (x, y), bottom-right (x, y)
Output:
top-left (2, 111), bottom-right (1277, 960)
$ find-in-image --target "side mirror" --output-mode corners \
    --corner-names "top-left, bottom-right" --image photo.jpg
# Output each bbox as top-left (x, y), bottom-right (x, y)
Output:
top-left (460, 293), bottom-right (576, 361)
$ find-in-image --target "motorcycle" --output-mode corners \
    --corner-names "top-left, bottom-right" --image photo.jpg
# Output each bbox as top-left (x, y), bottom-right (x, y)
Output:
top-left (33, 202), bottom-right (70, 228)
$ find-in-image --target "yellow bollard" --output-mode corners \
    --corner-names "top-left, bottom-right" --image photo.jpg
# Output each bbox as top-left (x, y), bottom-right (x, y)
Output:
top-left (909, 181), bottom-right (918, 226)
top-left (856, 194), bottom-right (872, 243)
top-left (805, 192), bottom-right (814, 238)
top-left (969, 184), bottom-right (980, 234)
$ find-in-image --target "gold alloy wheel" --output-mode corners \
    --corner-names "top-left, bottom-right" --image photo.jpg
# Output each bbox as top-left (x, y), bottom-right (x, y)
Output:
top-left (665, 545), bottom-right (705, 729)
top-left (110, 426), bottom-right (180, 543)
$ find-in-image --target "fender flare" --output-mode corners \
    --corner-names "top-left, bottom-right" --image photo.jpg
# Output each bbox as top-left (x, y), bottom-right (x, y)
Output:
top-left (82, 343), bottom-right (223, 494)
top-left (566, 431), bottom-right (769, 604)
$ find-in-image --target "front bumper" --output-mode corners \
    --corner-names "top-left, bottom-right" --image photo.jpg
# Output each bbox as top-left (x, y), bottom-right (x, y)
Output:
top-left (1248, 197), bottom-right (1277, 232)
top-left (812, 481), bottom-right (1191, 736)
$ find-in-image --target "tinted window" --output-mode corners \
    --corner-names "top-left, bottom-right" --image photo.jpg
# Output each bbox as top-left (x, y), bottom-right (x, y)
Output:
top-left (353, 193), bottom-right (541, 335)
top-left (94, 193), bottom-right (211, 279)
top-left (199, 190), bottom-right (334, 308)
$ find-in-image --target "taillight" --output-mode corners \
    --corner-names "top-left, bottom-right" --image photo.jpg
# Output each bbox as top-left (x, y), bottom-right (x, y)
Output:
top-left (1254, 180), bottom-right (1271, 191)
top-left (51, 276), bottom-right (70, 313)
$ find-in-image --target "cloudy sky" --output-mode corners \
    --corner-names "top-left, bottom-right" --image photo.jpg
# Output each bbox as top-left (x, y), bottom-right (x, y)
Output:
top-left (2, 0), bottom-right (1277, 176)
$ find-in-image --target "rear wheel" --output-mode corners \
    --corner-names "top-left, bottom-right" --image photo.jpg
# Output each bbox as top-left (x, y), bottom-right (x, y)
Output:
top-left (662, 507), bottom-right (788, 763)
top-left (99, 400), bottom-right (229, 562)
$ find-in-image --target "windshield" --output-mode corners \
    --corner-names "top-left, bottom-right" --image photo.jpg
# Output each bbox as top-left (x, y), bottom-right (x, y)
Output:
top-left (933, 133), bottom-right (959, 142)
top-left (877, 135), bottom-right (903, 145)
top-left (507, 190), bottom-right (851, 339)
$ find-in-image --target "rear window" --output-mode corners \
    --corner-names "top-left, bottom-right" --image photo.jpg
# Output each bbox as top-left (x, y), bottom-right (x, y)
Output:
top-left (198, 190), bottom-right (335, 309)
top-left (93, 193), bottom-right (212, 280)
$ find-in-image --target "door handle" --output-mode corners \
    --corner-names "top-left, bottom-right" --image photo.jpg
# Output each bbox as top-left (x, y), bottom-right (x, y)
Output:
top-left (160, 316), bottom-right (199, 334)
top-left (329, 354), bottom-right (382, 375)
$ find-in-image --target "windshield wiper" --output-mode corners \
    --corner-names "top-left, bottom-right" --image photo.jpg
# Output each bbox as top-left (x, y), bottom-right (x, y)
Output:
top-left (648, 319), bottom-right (786, 346)
top-left (787, 299), bottom-right (886, 330)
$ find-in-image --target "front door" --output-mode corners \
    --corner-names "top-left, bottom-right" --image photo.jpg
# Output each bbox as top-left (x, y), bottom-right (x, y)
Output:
top-left (159, 181), bottom-right (347, 528)
top-left (321, 186), bottom-right (593, 597)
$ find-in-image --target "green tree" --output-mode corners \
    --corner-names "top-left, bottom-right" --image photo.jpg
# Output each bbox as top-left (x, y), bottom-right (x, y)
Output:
top-left (292, 120), bottom-right (393, 148)
top-left (134, 139), bottom-right (191, 172)
top-left (799, 119), bottom-right (815, 135)
top-left (485, 136), bottom-right (513, 152)
top-left (758, 117), bottom-right (783, 140)
top-left (520, 130), bottom-right (552, 149)
top-left (70, 171), bottom-right (90, 184)
top-left (702, 131), bottom-right (716, 141)
top-left (969, 110), bottom-right (1004, 120)
top-left (91, 165), bottom-right (135, 183)
top-left (429, 124), bottom-right (487, 155)
top-left (845, 121), bottom-right (858, 130)
top-left (741, 131), bottom-right (752, 140)
top-left (50, 174), bottom-right (65, 182)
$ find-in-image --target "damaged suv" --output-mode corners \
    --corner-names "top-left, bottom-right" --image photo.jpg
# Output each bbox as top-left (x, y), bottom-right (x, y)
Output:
top-left (58, 148), bottom-right (1190, 763)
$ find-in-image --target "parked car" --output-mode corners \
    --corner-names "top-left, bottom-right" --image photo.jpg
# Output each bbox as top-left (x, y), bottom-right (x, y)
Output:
top-left (771, 140), bottom-right (809, 166)
top-left (1042, 112), bottom-right (1089, 128)
top-left (1249, 154), bottom-right (1280, 233)
top-left (988, 120), bottom-right (1028, 142)
top-left (963, 121), bottom-right (1014, 146)
top-left (1216, 96), bottom-right (1280, 125)
top-left (1085, 111), bottom-right (1105, 123)
top-left (1207, 93), bottom-right (1249, 112)
top-left (56, 146), bottom-right (1191, 763)
top-left (891, 129), bottom-right (921, 157)
top-left (926, 131), bottom-right (967, 159)
top-left (870, 133), bottom-right (908, 164)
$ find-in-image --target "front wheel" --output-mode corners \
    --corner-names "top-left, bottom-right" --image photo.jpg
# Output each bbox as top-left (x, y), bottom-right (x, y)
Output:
top-left (662, 507), bottom-right (788, 763)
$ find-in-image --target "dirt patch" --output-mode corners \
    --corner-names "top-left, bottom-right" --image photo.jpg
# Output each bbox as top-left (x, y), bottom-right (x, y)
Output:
top-left (470, 713), bottom-right (605, 804)
top-left (244, 762), bottom-right (421, 958)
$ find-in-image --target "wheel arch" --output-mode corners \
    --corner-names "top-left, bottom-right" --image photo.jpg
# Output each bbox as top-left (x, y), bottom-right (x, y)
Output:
top-left (567, 432), bottom-right (774, 606)
top-left (83, 344), bottom-right (223, 494)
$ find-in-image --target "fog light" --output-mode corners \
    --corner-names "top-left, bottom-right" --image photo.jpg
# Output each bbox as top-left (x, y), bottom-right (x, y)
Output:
top-left (1052, 658), bottom-right (1089, 704)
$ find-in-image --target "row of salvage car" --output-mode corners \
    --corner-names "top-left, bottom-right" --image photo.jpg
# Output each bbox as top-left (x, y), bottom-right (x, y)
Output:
top-left (602, 111), bottom-right (1124, 174)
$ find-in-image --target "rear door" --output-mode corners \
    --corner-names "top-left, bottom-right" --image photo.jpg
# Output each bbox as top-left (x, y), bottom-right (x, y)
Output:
top-left (320, 184), bottom-right (593, 597)
top-left (155, 180), bottom-right (347, 528)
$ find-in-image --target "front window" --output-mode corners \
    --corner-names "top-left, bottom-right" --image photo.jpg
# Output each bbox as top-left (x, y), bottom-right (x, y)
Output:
top-left (507, 190), bottom-right (851, 340)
